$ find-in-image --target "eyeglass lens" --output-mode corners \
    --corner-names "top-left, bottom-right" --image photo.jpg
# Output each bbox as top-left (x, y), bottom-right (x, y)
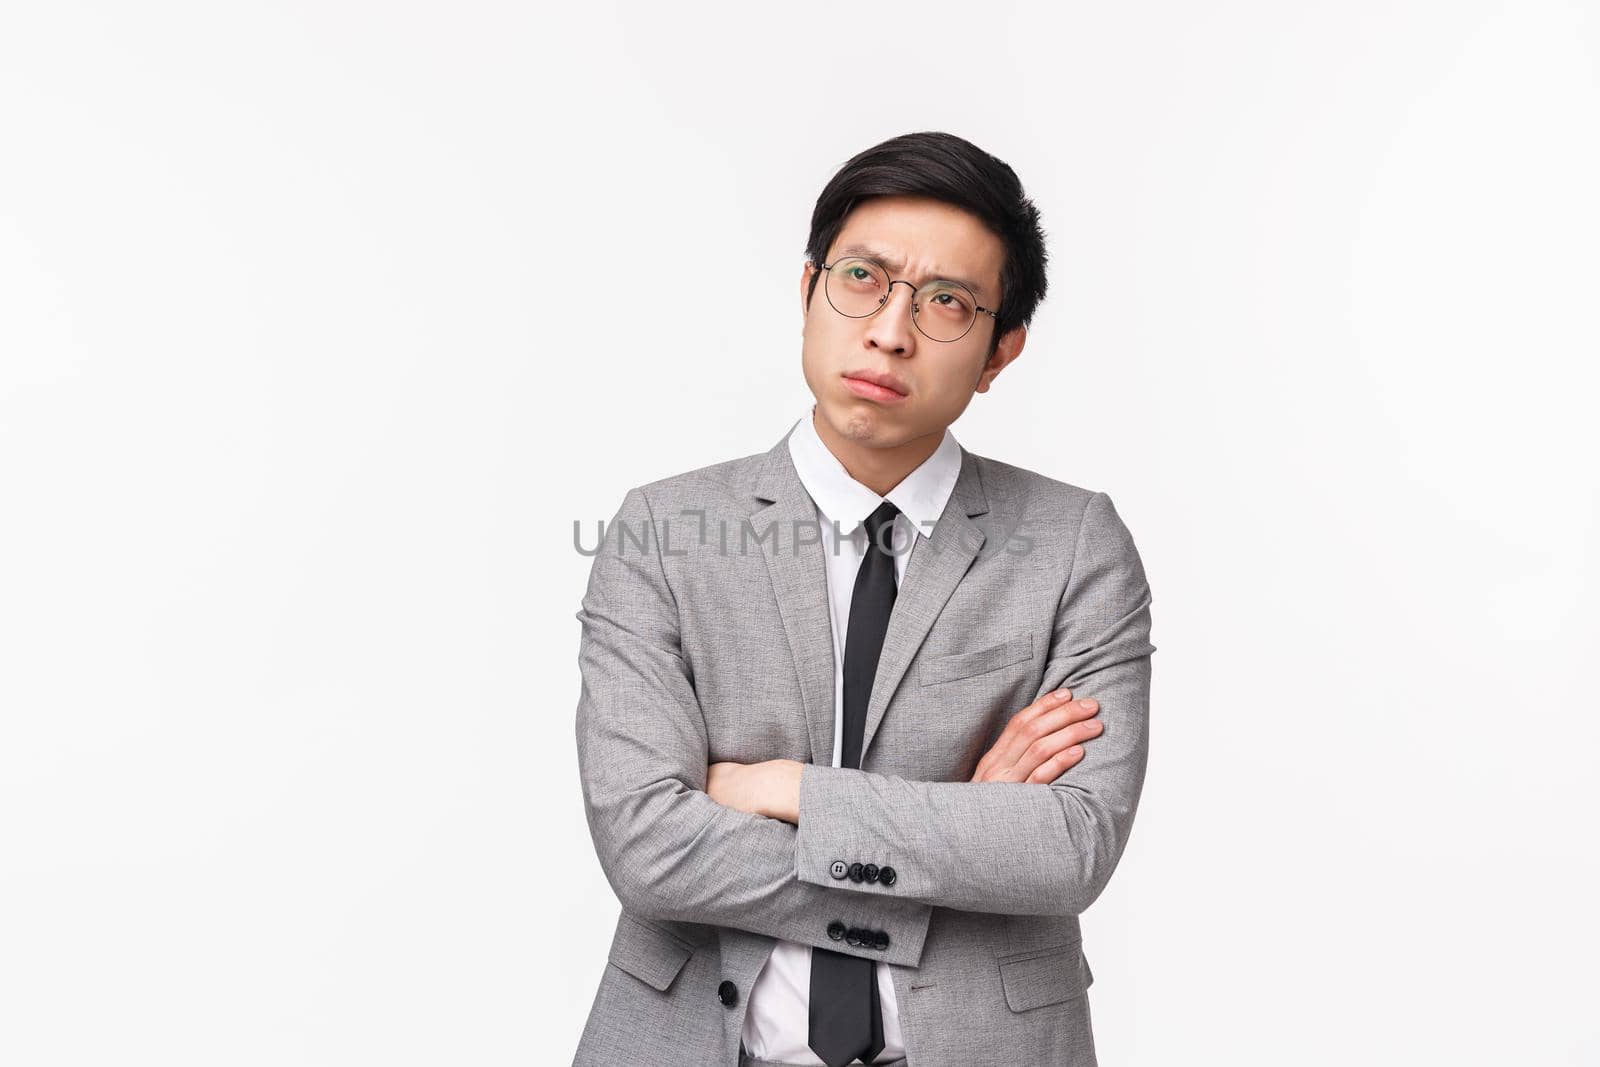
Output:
top-left (825, 257), bottom-right (977, 342)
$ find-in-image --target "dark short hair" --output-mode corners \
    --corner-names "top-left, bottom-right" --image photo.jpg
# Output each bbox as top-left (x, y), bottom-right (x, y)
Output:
top-left (804, 131), bottom-right (1049, 357)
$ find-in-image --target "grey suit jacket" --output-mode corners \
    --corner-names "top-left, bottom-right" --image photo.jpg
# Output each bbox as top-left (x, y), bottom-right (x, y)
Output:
top-left (572, 421), bottom-right (1155, 1066)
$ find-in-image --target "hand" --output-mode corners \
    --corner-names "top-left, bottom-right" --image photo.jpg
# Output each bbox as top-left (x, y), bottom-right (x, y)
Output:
top-left (971, 689), bottom-right (1103, 784)
top-left (707, 758), bottom-right (804, 824)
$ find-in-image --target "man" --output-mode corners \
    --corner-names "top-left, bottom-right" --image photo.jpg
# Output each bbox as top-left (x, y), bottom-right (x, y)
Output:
top-left (572, 130), bottom-right (1155, 1066)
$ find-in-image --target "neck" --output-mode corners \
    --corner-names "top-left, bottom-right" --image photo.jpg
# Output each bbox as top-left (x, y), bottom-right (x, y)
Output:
top-left (811, 406), bottom-right (942, 498)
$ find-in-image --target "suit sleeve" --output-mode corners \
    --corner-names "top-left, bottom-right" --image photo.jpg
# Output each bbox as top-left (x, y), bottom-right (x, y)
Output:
top-left (574, 485), bottom-right (936, 966)
top-left (793, 490), bottom-right (1155, 916)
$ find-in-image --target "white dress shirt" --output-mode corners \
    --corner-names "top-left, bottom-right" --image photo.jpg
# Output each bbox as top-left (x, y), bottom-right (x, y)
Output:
top-left (740, 404), bottom-right (963, 1065)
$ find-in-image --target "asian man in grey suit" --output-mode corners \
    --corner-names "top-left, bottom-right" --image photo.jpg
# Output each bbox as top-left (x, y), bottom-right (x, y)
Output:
top-left (572, 131), bottom-right (1155, 1066)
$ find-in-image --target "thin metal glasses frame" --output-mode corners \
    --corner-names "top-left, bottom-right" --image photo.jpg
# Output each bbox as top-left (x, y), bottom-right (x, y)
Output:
top-left (816, 257), bottom-right (998, 343)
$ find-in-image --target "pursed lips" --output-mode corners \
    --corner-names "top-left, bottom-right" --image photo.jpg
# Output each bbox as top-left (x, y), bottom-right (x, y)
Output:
top-left (843, 371), bottom-right (909, 396)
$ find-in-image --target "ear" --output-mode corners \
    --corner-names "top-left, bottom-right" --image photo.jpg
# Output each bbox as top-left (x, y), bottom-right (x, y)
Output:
top-left (975, 324), bottom-right (1027, 394)
top-left (800, 261), bottom-right (817, 321)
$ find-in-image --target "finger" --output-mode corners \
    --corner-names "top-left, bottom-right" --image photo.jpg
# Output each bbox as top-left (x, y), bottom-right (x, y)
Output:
top-left (1013, 716), bottom-right (1099, 780)
top-left (988, 690), bottom-right (1077, 764)
top-left (1009, 688), bottom-right (1075, 729)
top-left (989, 695), bottom-right (1098, 770)
top-left (1025, 745), bottom-right (1085, 784)
top-left (1026, 747), bottom-right (1082, 784)
top-left (1052, 714), bottom-right (1104, 746)
top-left (1016, 699), bottom-right (1101, 749)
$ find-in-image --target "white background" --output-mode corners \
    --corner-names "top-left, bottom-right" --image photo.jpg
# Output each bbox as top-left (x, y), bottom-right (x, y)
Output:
top-left (2, 1), bottom-right (1597, 1063)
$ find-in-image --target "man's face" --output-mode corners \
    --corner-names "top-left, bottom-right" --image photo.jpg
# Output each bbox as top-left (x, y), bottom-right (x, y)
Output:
top-left (800, 194), bottom-right (1025, 453)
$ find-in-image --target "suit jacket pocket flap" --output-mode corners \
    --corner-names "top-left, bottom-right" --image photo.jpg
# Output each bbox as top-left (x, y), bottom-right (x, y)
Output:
top-left (919, 633), bottom-right (1034, 686)
top-left (998, 942), bottom-right (1094, 1012)
top-left (608, 912), bottom-right (696, 992)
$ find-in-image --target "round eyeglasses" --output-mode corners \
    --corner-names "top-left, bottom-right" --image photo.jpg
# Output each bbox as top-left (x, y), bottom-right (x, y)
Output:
top-left (816, 257), bottom-right (998, 343)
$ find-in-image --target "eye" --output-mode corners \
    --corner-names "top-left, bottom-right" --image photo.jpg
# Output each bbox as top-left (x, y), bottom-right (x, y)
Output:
top-left (925, 287), bottom-right (974, 315)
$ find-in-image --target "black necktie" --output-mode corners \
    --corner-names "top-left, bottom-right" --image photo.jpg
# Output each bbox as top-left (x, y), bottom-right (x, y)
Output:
top-left (809, 499), bottom-right (900, 1067)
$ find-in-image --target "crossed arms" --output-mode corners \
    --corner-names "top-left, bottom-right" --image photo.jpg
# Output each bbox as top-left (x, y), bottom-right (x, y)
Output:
top-left (573, 485), bottom-right (1154, 967)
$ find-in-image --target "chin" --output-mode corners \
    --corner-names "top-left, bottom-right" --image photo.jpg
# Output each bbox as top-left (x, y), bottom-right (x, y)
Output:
top-left (838, 408), bottom-right (916, 448)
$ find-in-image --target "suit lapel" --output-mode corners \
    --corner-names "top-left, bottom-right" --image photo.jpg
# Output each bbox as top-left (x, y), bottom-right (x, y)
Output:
top-left (859, 456), bottom-right (988, 763)
top-left (751, 424), bottom-right (991, 769)
top-left (751, 426), bottom-right (837, 767)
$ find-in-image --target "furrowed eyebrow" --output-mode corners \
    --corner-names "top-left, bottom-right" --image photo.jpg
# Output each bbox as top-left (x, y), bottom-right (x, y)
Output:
top-left (835, 244), bottom-right (987, 298)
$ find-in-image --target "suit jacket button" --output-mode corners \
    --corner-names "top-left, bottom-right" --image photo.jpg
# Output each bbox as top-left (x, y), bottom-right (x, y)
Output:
top-left (878, 865), bottom-right (897, 887)
top-left (830, 860), bottom-right (849, 880)
top-left (718, 979), bottom-right (738, 1007)
top-left (862, 863), bottom-right (879, 883)
top-left (826, 920), bottom-right (847, 941)
top-left (848, 862), bottom-right (865, 883)
top-left (846, 926), bottom-right (863, 947)
top-left (874, 929), bottom-right (890, 951)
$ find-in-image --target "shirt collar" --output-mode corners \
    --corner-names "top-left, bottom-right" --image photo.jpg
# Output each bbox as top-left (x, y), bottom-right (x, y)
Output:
top-left (787, 402), bottom-right (963, 539)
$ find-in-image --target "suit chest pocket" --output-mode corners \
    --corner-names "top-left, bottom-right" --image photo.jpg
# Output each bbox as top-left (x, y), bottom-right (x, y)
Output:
top-left (918, 632), bottom-right (1034, 687)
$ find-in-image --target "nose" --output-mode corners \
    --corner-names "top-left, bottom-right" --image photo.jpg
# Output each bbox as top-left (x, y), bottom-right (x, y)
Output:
top-left (862, 280), bottom-right (918, 355)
